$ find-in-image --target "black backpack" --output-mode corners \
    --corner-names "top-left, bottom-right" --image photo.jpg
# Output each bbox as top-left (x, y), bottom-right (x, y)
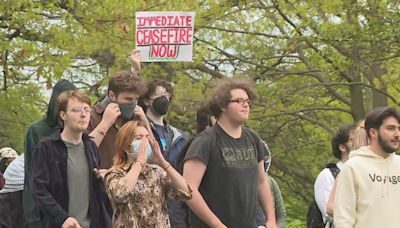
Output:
top-left (307, 163), bottom-right (340, 228)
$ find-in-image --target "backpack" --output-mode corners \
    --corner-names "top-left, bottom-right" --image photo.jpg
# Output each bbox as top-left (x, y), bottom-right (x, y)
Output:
top-left (307, 163), bottom-right (340, 228)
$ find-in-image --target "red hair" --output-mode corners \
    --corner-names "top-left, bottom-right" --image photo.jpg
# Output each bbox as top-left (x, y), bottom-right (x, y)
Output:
top-left (113, 121), bottom-right (147, 168)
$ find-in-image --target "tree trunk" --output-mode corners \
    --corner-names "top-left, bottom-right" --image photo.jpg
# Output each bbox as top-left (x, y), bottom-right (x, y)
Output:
top-left (371, 62), bottom-right (388, 107)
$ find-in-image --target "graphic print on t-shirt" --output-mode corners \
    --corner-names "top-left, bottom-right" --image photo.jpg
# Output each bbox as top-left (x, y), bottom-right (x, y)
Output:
top-left (160, 137), bottom-right (168, 151)
top-left (221, 146), bottom-right (258, 168)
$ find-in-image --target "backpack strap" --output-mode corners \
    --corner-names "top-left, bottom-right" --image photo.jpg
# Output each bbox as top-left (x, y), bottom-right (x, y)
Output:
top-left (174, 126), bottom-right (218, 174)
top-left (326, 163), bottom-right (340, 179)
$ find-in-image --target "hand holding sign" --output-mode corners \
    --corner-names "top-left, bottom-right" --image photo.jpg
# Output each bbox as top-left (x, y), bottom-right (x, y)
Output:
top-left (130, 48), bottom-right (141, 72)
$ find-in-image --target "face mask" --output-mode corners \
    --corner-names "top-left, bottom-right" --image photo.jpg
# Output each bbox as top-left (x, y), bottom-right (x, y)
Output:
top-left (152, 96), bottom-right (169, 116)
top-left (101, 96), bottom-right (111, 106)
top-left (119, 102), bottom-right (136, 120)
top-left (127, 140), bottom-right (153, 160)
top-left (102, 96), bottom-right (136, 120)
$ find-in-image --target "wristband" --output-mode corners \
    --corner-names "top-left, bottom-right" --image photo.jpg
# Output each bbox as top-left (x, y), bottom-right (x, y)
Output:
top-left (135, 160), bottom-right (144, 168)
top-left (163, 163), bottom-right (171, 171)
top-left (97, 129), bottom-right (107, 136)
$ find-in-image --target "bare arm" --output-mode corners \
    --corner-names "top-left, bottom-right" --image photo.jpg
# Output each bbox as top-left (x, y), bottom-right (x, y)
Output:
top-left (326, 178), bottom-right (338, 216)
top-left (134, 106), bottom-right (154, 139)
top-left (150, 138), bottom-right (190, 193)
top-left (258, 161), bottom-right (278, 228)
top-left (130, 48), bottom-right (141, 73)
top-left (183, 158), bottom-right (226, 228)
top-left (89, 103), bottom-right (120, 146)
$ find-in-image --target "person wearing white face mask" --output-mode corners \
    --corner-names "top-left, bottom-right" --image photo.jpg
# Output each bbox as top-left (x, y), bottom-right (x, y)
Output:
top-left (103, 121), bottom-right (192, 228)
top-left (138, 79), bottom-right (188, 228)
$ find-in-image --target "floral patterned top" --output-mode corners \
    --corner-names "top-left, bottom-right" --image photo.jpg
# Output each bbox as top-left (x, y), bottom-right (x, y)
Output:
top-left (104, 163), bottom-right (192, 228)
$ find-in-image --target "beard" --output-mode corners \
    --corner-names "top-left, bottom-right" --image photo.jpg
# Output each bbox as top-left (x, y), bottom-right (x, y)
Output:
top-left (378, 133), bottom-right (399, 154)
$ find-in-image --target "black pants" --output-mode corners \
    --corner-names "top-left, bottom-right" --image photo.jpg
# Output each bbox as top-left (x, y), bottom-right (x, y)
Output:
top-left (0, 191), bottom-right (26, 228)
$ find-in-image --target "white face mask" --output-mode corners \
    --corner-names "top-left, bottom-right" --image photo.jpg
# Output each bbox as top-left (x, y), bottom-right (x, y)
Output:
top-left (126, 140), bottom-right (153, 160)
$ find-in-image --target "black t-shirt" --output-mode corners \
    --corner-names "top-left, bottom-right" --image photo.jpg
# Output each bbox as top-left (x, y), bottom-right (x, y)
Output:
top-left (184, 124), bottom-right (266, 228)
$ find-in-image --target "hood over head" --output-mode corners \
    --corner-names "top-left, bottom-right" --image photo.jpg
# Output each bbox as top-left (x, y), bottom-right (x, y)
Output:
top-left (45, 79), bottom-right (76, 127)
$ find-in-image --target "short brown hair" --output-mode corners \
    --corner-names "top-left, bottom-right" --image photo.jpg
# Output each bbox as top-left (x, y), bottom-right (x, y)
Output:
top-left (57, 90), bottom-right (91, 114)
top-left (108, 71), bottom-right (147, 97)
top-left (365, 107), bottom-right (400, 138)
top-left (207, 77), bottom-right (257, 118)
top-left (113, 121), bottom-right (148, 168)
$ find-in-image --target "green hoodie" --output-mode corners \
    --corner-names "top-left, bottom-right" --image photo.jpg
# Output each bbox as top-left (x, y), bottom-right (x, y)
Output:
top-left (23, 79), bottom-right (76, 226)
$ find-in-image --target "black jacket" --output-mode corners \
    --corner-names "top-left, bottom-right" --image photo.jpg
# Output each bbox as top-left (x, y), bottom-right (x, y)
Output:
top-left (30, 130), bottom-right (111, 228)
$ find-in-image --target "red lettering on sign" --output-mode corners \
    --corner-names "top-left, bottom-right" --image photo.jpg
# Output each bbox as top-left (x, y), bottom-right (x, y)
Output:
top-left (150, 45), bottom-right (178, 59)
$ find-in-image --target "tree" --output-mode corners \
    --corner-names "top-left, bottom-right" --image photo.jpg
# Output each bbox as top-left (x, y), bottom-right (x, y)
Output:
top-left (1, 0), bottom-right (400, 225)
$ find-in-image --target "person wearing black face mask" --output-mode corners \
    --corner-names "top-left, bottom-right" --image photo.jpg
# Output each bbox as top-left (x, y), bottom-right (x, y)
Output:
top-left (138, 79), bottom-right (188, 228)
top-left (152, 95), bottom-right (170, 116)
top-left (88, 52), bottom-right (149, 170)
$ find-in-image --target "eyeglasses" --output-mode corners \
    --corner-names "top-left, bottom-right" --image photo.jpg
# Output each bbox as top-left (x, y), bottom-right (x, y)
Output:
top-left (153, 91), bottom-right (171, 99)
top-left (228, 98), bottom-right (253, 106)
top-left (70, 107), bottom-right (91, 114)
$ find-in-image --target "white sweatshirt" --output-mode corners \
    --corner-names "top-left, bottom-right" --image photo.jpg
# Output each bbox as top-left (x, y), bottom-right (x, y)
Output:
top-left (314, 161), bottom-right (343, 228)
top-left (0, 154), bottom-right (24, 193)
top-left (334, 146), bottom-right (400, 228)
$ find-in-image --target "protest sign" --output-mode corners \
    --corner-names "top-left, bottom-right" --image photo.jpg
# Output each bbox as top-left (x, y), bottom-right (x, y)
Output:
top-left (135, 11), bottom-right (195, 62)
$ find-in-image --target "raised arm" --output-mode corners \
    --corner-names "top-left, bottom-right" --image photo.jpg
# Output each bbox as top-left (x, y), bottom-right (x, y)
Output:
top-left (150, 138), bottom-right (190, 194)
top-left (130, 48), bottom-right (141, 73)
top-left (104, 138), bottom-right (149, 203)
top-left (89, 103), bottom-right (121, 146)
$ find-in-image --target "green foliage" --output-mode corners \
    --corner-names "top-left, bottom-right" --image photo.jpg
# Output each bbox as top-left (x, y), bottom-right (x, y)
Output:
top-left (1, 0), bottom-right (400, 225)
top-left (0, 85), bottom-right (43, 152)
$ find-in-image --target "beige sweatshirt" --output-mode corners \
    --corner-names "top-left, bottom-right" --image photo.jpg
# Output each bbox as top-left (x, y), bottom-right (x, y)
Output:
top-left (334, 146), bottom-right (400, 228)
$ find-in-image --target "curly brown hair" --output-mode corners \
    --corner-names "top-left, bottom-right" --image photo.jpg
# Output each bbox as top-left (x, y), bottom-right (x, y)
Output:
top-left (207, 77), bottom-right (257, 118)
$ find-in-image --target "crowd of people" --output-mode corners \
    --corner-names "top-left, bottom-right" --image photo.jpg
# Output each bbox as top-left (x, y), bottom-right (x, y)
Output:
top-left (0, 50), bottom-right (284, 228)
top-left (0, 48), bottom-right (399, 228)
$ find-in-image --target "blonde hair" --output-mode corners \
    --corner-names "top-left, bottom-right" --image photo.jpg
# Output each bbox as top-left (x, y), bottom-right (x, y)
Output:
top-left (351, 120), bottom-right (370, 151)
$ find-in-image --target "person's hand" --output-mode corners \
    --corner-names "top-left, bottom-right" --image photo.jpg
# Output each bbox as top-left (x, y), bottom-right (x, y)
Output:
top-left (136, 138), bottom-right (149, 165)
top-left (93, 168), bottom-right (108, 180)
top-left (133, 105), bottom-right (147, 122)
top-left (102, 103), bottom-right (121, 128)
top-left (62, 217), bottom-right (82, 228)
top-left (149, 136), bottom-right (166, 167)
top-left (130, 48), bottom-right (141, 72)
top-left (265, 220), bottom-right (278, 228)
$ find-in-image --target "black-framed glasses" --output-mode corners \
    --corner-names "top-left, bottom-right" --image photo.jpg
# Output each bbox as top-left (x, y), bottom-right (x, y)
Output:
top-left (228, 98), bottom-right (253, 106)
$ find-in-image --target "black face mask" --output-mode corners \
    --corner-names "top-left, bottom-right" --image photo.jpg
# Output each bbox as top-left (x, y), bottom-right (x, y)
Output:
top-left (102, 96), bottom-right (136, 120)
top-left (152, 96), bottom-right (169, 116)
